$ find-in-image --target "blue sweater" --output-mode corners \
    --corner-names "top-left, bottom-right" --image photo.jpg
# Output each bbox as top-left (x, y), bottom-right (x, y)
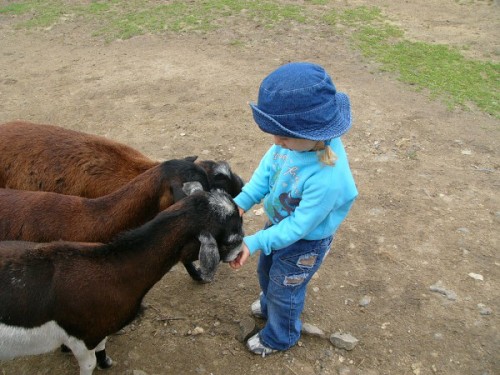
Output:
top-left (234, 138), bottom-right (358, 255)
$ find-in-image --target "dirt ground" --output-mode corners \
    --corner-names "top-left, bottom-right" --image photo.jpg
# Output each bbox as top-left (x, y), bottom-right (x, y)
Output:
top-left (0, 1), bottom-right (499, 374)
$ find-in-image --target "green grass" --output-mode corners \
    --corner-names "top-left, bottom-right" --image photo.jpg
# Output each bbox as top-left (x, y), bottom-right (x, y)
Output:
top-left (0, 0), bottom-right (307, 38)
top-left (325, 6), bottom-right (499, 118)
top-left (1, 1), bottom-right (498, 118)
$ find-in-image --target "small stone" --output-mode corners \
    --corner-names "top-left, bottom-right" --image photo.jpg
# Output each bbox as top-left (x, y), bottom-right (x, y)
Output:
top-left (430, 281), bottom-right (457, 301)
top-left (411, 362), bottom-right (422, 375)
top-left (468, 272), bottom-right (484, 281)
top-left (191, 326), bottom-right (204, 336)
top-left (477, 303), bottom-right (492, 315)
top-left (359, 295), bottom-right (372, 307)
top-left (133, 370), bottom-right (148, 375)
top-left (301, 322), bottom-right (326, 338)
top-left (330, 332), bottom-right (359, 351)
top-left (236, 316), bottom-right (257, 342)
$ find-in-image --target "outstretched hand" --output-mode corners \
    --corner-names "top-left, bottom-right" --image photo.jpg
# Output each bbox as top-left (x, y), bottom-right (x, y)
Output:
top-left (229, 243), bottom-right (250, 269)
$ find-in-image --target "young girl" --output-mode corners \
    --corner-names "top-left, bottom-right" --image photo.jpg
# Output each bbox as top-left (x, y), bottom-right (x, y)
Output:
top-left (229, 62), bottom-right (358, 356)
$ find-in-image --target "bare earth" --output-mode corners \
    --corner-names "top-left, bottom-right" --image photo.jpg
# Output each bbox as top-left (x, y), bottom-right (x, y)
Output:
top-left (0, 1), bottom-right (499, 374)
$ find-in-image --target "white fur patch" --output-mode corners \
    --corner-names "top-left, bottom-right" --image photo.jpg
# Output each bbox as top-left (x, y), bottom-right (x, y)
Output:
top-left (208, 192), bottom-right (235, 218)
top-left (0, 321), bottom-right (69, 360)
top-left (214, 162), bottom-right (231, 177)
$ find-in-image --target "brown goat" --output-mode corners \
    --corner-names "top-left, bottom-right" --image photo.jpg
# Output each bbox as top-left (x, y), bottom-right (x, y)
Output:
top-left (0, 158), bottom-right (209, 243)
top-left (0, 189), bottom-right (244, 375)
top-left (0, 120), bottom-right (244, 199)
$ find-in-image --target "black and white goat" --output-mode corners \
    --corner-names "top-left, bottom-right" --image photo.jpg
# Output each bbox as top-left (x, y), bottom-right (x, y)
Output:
top-left (0, 187), bottom-right (244, 375)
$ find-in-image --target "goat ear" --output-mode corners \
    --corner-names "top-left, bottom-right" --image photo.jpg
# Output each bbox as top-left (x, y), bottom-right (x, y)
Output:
top-left (171, 181), bottom-right (203, 202)
top-left (184, 155), bottom-right (198, 163)
top-left (182, 181), bottom-right (204, 195)
top-left (198, 231), bottom-right (220, 283)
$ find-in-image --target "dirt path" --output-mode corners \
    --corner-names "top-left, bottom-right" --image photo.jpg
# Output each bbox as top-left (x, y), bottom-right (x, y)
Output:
top-left (0, 1), bottom-right (498, 374)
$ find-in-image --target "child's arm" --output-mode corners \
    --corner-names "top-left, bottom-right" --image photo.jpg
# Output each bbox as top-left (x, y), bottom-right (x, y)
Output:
top-left (233, 146), bottom-right (274, 212)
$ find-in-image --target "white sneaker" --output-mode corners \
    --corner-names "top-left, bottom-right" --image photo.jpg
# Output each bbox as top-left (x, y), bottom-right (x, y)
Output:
top-left (250, 298), bottom-right (265, 319)
top-left (246, 333), bottom-right (277, 357)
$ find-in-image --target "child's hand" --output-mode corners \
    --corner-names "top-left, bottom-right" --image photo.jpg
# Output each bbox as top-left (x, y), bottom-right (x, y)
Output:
top-left (229, 243), bottom-right (250, 269)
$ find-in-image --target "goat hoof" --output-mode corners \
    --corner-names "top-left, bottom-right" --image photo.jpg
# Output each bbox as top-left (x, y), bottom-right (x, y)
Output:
top-left (96, 350), bottom-right (113, 369)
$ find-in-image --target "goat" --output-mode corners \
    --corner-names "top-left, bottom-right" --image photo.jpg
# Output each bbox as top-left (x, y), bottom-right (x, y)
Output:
top-left (0, 189), bottom-right (244, 375)
top-left (0, 120), bottom-right (244, 199)
top-left (0, 158), bottom-right (215, 283)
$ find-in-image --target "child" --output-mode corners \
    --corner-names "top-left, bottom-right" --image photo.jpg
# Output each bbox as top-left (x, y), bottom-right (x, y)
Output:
top-left (229, 62), bottom-right (358, 356)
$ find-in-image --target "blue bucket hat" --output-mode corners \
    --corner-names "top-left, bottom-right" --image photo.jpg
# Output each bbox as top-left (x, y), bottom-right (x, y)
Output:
top-left (250, 62), bottom-right (352, 141)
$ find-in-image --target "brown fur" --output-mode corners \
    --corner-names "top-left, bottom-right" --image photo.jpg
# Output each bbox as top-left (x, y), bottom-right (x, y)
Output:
top-left (0, 159), bottom-right (209, 243)
top-left (0, 120), bottom-right (244, 198)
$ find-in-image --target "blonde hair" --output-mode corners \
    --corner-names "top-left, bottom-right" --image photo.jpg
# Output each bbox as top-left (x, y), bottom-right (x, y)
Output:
top-left (314, 141), bottom-right (337, 166)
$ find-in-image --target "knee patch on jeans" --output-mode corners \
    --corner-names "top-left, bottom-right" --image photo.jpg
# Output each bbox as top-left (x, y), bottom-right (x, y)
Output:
top-left (283, 273), bottom-right (308, 286)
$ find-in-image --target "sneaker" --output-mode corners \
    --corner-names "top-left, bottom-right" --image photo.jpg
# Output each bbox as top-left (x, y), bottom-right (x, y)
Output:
top-left (250, 298), bottom-right (265, 319)
top-left (246, 333), bottom-right (277, 357)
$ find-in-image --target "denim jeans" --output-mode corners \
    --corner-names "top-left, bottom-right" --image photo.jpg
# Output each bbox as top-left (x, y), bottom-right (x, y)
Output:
top-left (257, 235), bottom-right (333, 350)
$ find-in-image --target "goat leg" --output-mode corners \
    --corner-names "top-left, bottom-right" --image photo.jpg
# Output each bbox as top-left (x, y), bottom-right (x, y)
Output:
top-left (60, 342), bottom-right (112, 370)
top-left (96, 349), bottom-right (113, 369)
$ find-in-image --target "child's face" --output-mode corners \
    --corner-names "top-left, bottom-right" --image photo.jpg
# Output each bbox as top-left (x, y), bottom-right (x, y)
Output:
top-left (273, 135), bottom-right (318, 152)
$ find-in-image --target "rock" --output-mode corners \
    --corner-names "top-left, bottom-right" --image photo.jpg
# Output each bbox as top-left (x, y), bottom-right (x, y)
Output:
top-left (301, 322), bottom-right (326, 338)
top-left (236, 316), bottom-right (257, 342)
top-left (468, 272), bottom-right (484, 281)
top-left (330, 332), bottom-right (359, 351)
top-left (477, 303), bottom-right (492, 315)
top-left (359, 295), bottom-right (372, 307)
top-left (189, 326), bottom-right (204, 336)
top-left (430, 281), bottom-right (457, 301)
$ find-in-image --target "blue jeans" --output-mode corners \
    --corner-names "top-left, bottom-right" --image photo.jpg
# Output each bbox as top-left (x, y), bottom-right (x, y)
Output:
top-left (257, 236), bottom-right (333, 350)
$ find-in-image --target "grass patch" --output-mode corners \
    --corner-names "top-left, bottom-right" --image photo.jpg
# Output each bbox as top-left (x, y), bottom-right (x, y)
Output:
top-left (324, 6), bottom-right (499, 118)
top-left (0, 0), bottom-right (307, 39)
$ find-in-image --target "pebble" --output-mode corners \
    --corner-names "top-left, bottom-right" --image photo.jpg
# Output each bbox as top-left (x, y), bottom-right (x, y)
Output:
top-left (468, 272), bottom-right (484, 281)
top-left (330, 332), bottom-right (359, 351)
top-left (359, 295), bottom-right (372, 307)
top-left (133, 370), bottom-right (148, 375)
top-left (301, 322), bottom-right (326, 338)
top-left (429, 281), bottom-right (457, 301)
top-left (189, 326), bottom-right (205, 336)
top-left (477, 303), bottom-right (492, 316)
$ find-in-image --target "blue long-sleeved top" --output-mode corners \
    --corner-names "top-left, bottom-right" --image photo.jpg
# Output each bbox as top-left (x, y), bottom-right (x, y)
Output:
top-left (234, 138), bottom-right (358, 255)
